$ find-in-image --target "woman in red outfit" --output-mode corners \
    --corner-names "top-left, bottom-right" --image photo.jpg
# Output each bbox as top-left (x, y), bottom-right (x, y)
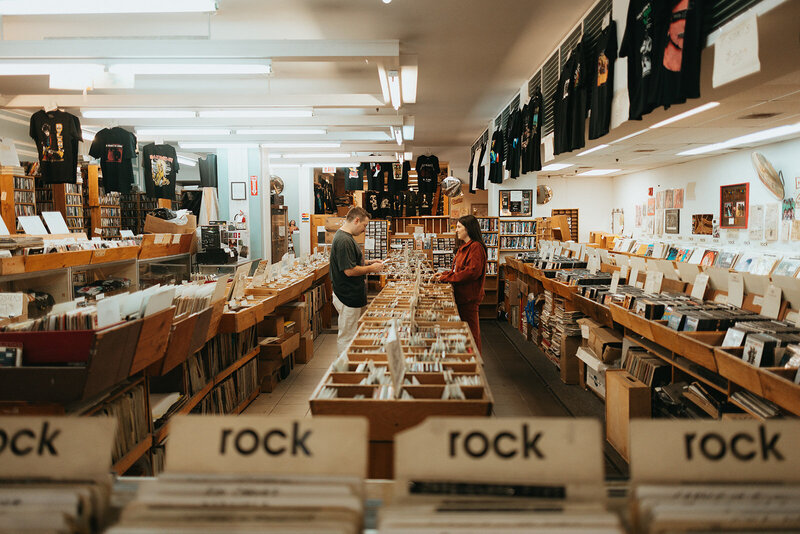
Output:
top-left (434, 215), bottom-right (487, 354)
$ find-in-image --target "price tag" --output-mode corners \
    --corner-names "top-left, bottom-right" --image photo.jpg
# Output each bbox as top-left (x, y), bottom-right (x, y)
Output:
top-left (610, 271), bottom-right (620, 293)
top-left (643, 271), bottom-right (664, 295)
top-left (762, 284), bottom-right (782, 319)
top-left (172, 234), bottom-right (182, 245)
top-left (691, 273), bottom-right (710, 301)
top-left (166, 416), bottom-right (368, 478)
top-left (728, 272), bottom-right (744, 307)
top-left (0, 292), bottom-right (24, 318)
top-left (94, 227), bottom-right (102, 236)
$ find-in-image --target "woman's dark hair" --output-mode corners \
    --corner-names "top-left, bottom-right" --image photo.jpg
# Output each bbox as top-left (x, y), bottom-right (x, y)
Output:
top-left (457, 215), bottom-right (487, 252)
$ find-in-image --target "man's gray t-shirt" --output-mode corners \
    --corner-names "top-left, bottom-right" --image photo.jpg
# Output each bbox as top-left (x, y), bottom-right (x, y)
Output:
top-left (330, 229), bottom-right (367, 308)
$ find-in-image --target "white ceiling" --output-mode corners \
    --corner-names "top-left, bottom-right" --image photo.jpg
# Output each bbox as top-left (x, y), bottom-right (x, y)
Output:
top-left (0, 0), bottom-right (798, 175)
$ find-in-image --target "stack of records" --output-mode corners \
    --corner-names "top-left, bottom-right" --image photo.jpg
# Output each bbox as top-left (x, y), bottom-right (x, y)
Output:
top-left (107, 473), bottom-right (364, 533)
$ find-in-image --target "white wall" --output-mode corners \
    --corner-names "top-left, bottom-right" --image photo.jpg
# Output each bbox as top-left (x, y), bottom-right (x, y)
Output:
top-left (538, 175), bottom-right (615, 242)
top-left (613, 137), bottom-right (800, 253)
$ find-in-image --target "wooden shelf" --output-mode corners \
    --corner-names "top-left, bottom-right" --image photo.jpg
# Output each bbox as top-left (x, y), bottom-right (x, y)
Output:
top-left (180, 345), bottom-right (261, 415)
top-left (113, 434), bottom-right (152, 475)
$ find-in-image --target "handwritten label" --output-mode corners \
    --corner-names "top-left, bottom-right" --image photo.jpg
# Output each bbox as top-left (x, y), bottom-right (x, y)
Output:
top-left (610, 271), bottom-right (620, 293)
top-left (691, 273), bottom-right (710, 301)
top-left (728, 272), bottom-right (744, 307)
top-left (631, 421), bottom-right (800, 483)
top-left (166, 416), bottom-right (368, 478)
top-left (762, 284), bottom-right (782, 319)
top-left (395, 418), bottom-right (603, 490)
top-left (713, 13), bottom-right (761, 88)
top-left (172, 234), bottom-right (182, 245)
top-left (0, 417), bottom-right (116, 481)
top-left (0, 293), bottom-right (24, 318)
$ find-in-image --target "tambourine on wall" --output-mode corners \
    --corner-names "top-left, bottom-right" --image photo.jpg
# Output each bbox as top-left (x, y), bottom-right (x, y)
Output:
top-left (499, 189), bottom-right (532, 217)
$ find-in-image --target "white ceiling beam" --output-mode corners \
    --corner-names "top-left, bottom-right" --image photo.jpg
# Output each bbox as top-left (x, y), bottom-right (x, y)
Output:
top-left (1, 94), bottom-right (386, 108)
top-left (74, 116), bottom-right (405, 128)
top-left (0, 39), bottom-right (400, 60)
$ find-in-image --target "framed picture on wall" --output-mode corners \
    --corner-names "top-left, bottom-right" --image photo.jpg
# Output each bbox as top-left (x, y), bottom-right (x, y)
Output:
top-left (692, 213), bottom-right (713, 235)
top-left (231, 182), bottom-right (247, 200)
top-left (499, 189), bottom-right (533, 217)
top-left (720, 182), bottom-right (749, 228)
top-left (665, 209), bottom-right (680, 234)
top-left (471, 203), bottom-right (489, 217)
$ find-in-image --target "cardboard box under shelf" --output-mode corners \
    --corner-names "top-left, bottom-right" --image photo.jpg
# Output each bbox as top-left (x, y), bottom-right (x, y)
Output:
top-left (605, 369), bottom-right (651, 461)
top-left (277, 301), bottom-right (308, 333)
top-left (143, 213), bottom-right (197, 234)
top-left (577, 346), bottom-right (619, 400)
top-left (260, 315), bottom-right (285, 337)
top-left (259, 332), bottom-right (300, 361)
top-left (297, 330), bottom-right (313, 364)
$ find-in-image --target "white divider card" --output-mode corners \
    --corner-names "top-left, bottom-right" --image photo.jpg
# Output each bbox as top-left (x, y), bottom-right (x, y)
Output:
top-left (728, 272), bottom-right (744, 307)
top-left (394, 418), bottom-right (604, 500)
top-left (0, 215), bottom-right (8, 236)
top-left (630, 421), bottom-right (800, 484)
top-left (251, 260), bottom-right (269, 287)
top-left (630, 268), bottom-right (640, 288)
top-left (762, 284), bottom-right (782, 319)
top-left (385, 320), bottom-right (405, 397)
top-left (0, 292), bottom-right (24, 318)
top-left (171, 233), bottom-right (182, 244)
top-left (676, 262), bottom-right (701, 284)
top-left (41, 211), bottom-right (71, 235)
top-left (212, 275), bottom-right (228, 303)
top-left (165, 416), bottom-right (369, 478)
top-left (588, 254), bottom-right (600, 274)
top-left (610, 271), bottom-right (620, 293)
top-left (629, 256), bottom-right (647, 274)
top-left (691, 273), bottom-right (710, 301)
top-left (18, 215), bottom-right (49, 235)
top-left (0, 417), bottom-right (116, 481)
top-left (643, 271), bottom-right (664, 295)
top-left (618, 264), bottom-right (629, 282)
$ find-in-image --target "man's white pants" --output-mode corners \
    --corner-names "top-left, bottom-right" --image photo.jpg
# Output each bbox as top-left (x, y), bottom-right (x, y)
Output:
top-left (333, 295), bottom-right (364, 357)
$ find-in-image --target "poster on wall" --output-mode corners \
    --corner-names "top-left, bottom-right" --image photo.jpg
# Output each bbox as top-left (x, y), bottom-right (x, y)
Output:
top-left (792, 220), bottom-right (800, 241)
top-left (647, 197), bottom-right (655, 216)
top-left (783, 198), bottom-right (795, 220)
top-left (665, 190), bottom-right (674, 209)
top-left (719, 182), bottom-right (749, 229)
top-left (645, 216), bottom-right (654, 236)
top-left (635, 204), bottom-right (643, 227)
top-left (692, 214), bottom-right (713, 235)
top-left (655, 209), bottom-right (665, 236)
top-left (748, 204), bottom-right (764, 240)
top-left (665, 209), bottom-right (680, 234)
top-left (765, 203), bottom-right (780, 241)
top-left (499, 190), bottom-right (532, 217)
top-left (674, 188), bottom-right (684, 209)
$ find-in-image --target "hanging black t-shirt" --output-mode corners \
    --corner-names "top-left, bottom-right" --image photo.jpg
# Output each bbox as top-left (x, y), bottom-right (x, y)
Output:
top-left (29, 109), bottom-right (83, 184)
top-left (198, 154), bottom-right (218, 188)
top-left (364, 190), bottom-right (380, 219)
top-left (620, 0), bottom-right (660, 120)
top-left (519, 103), bottom-right (532, 175)
top-left (476, 141), bottom-right (487, 190)
top-left (418, 191), bottom-right (434, 216)
top-left (391, 192), bottom-right (406, 218)
top-left (88, 127), bottom-right (137, 193)
top-left (361, 162), bottom-right (392, 191)
top-left (589, 21), bottom-right (618, 140)
top-left (415, 155), bottom-right (440, 194)
top-left (345, 167), bottom-right (363, 191)
top-left (527, 89), bottom-right (544, 172)
top-left (141, 143), bottom-right (179, 200)
top-left (405, 190), bottom-right (418, 216)
top-left (314, 183), bottom-right (326, 214)
top-left (507, 108), bottom-right (523, 178)
top-left (569, 40), bottom-right (590, 152)
top-left (387, 161), bottom-right (410, 193)
top-left (655, 0), bottom-right (707, 110)
top-left (488, 130), bottom-right (505, 184)
top-left (378, 191), bottom-right (393, 219)
top-left (553, 54), bottom-right (574, 155)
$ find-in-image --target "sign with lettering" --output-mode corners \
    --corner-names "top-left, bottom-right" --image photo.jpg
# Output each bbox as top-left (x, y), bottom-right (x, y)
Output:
top-left (166, 416), bottom-right (368, 478)
top-left (631, 421), bottom-right (800, 483)
top-left (394, 418), bottom-right (603, 492)
top-left (0, 417), bottom-right (115, 481)
top-left (0, 292), bottom-right (24, 318)
top-left (728, 272), bottom-right (744, 307)
top-left (691, 273), bottom-right (710, 301)
top-left (250, 175), bottom-right (258, 196)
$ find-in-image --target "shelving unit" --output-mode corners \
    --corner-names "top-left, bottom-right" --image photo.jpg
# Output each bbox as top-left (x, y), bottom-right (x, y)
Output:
top-left (121, 193), bottom-right (157, 235)
top-left (99, 194), bottom-right (122, 239)
top-left (11, 175), bottom-right (36, 232)
top-left (477, 217), bottom-right (499, 318)
top-left (34, 179), bottom-right (54, 215)
top-left (393, 216), bottom-right (453, 234)
top-left (81, 164), bottom-right (121, 239)
top-left (498, 219), bottom-right (537, 252)
top-left (551, 208), bottom-right (579, 241)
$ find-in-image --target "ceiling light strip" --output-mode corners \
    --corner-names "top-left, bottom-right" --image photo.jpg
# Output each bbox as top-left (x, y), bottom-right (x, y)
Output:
top-left (678, 121), bottom-right (800, 156)
top-left (0, 0), bottom-right (218, 15)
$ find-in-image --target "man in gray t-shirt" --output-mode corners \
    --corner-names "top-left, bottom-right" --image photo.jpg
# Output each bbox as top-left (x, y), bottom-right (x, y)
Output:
top-left (330, 207), bottom-right (383, 356)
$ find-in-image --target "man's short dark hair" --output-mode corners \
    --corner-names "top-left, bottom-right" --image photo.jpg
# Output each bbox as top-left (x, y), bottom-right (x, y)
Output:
top-left (346, 206), bottom-right (370, 222)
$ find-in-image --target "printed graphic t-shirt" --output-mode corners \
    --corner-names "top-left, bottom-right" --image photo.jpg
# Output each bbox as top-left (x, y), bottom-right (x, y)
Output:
top-left (344, 166), bottom-right (363, 191)
top-left (142, 143), bottom-right (179, 200)
top-left (620, 0), bottom-right (661, 120)
top-left (387, 161), bottom-right (410, 193)
top-left (29, 109), bottom-right (83, 184)
top-left (655, 0), bottom-right (707, 109)
top-left (415, 155), bottom-right (440, 194)
top-left (88, 127), bottom-right (137, 193)
top-left (589, 21), bottom-right (618, 140)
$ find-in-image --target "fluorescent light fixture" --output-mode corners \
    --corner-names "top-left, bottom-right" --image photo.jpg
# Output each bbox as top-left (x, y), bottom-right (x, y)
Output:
top-left (377, 65), bottom-right (390, 104)
top-left (577, 168), bottom-right (621, 176)
top-left (82, 109), bottom-right (196, 119)
top-left (110, 63), bottom-right (270, 75)
top-left (136, 128), bottom-right (230, 136)
top-left (611, 128), bottom-right (649, 144)
top-left (401, 64), bottom-right (418, 104)
top-left (0, 63), bottom-right (105, 75)
top-left (576, 144), bottom-right (609, 156)
top-left (198, 109), bottom-right (312, 118)
top-left (177, 155), bottom-right (197, 167)
top-left (402, 124), bottom-right (415, 141)
top-left (540, 163), bottom-right (573, 171)
top-left (281, 153), bottom-right (352, 159)
top-left (0, 0), bottom-right (218, 15)
top-left (404, 151), bottom-right (413, 161)
top-left (678, 121), bottom-right (800, 156)
top-left (387, 70), bottom-right (402, 110)
top-left (235, 128), bottom-right (326, 135)
top-left (260, 142), bottom-right (340, 148)
top-left (179, 142), bottom-right (259, 149)
top-left (650, 102), bottom-right (720, 129)
top-left (393, 127), bottom-right (403, 146)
